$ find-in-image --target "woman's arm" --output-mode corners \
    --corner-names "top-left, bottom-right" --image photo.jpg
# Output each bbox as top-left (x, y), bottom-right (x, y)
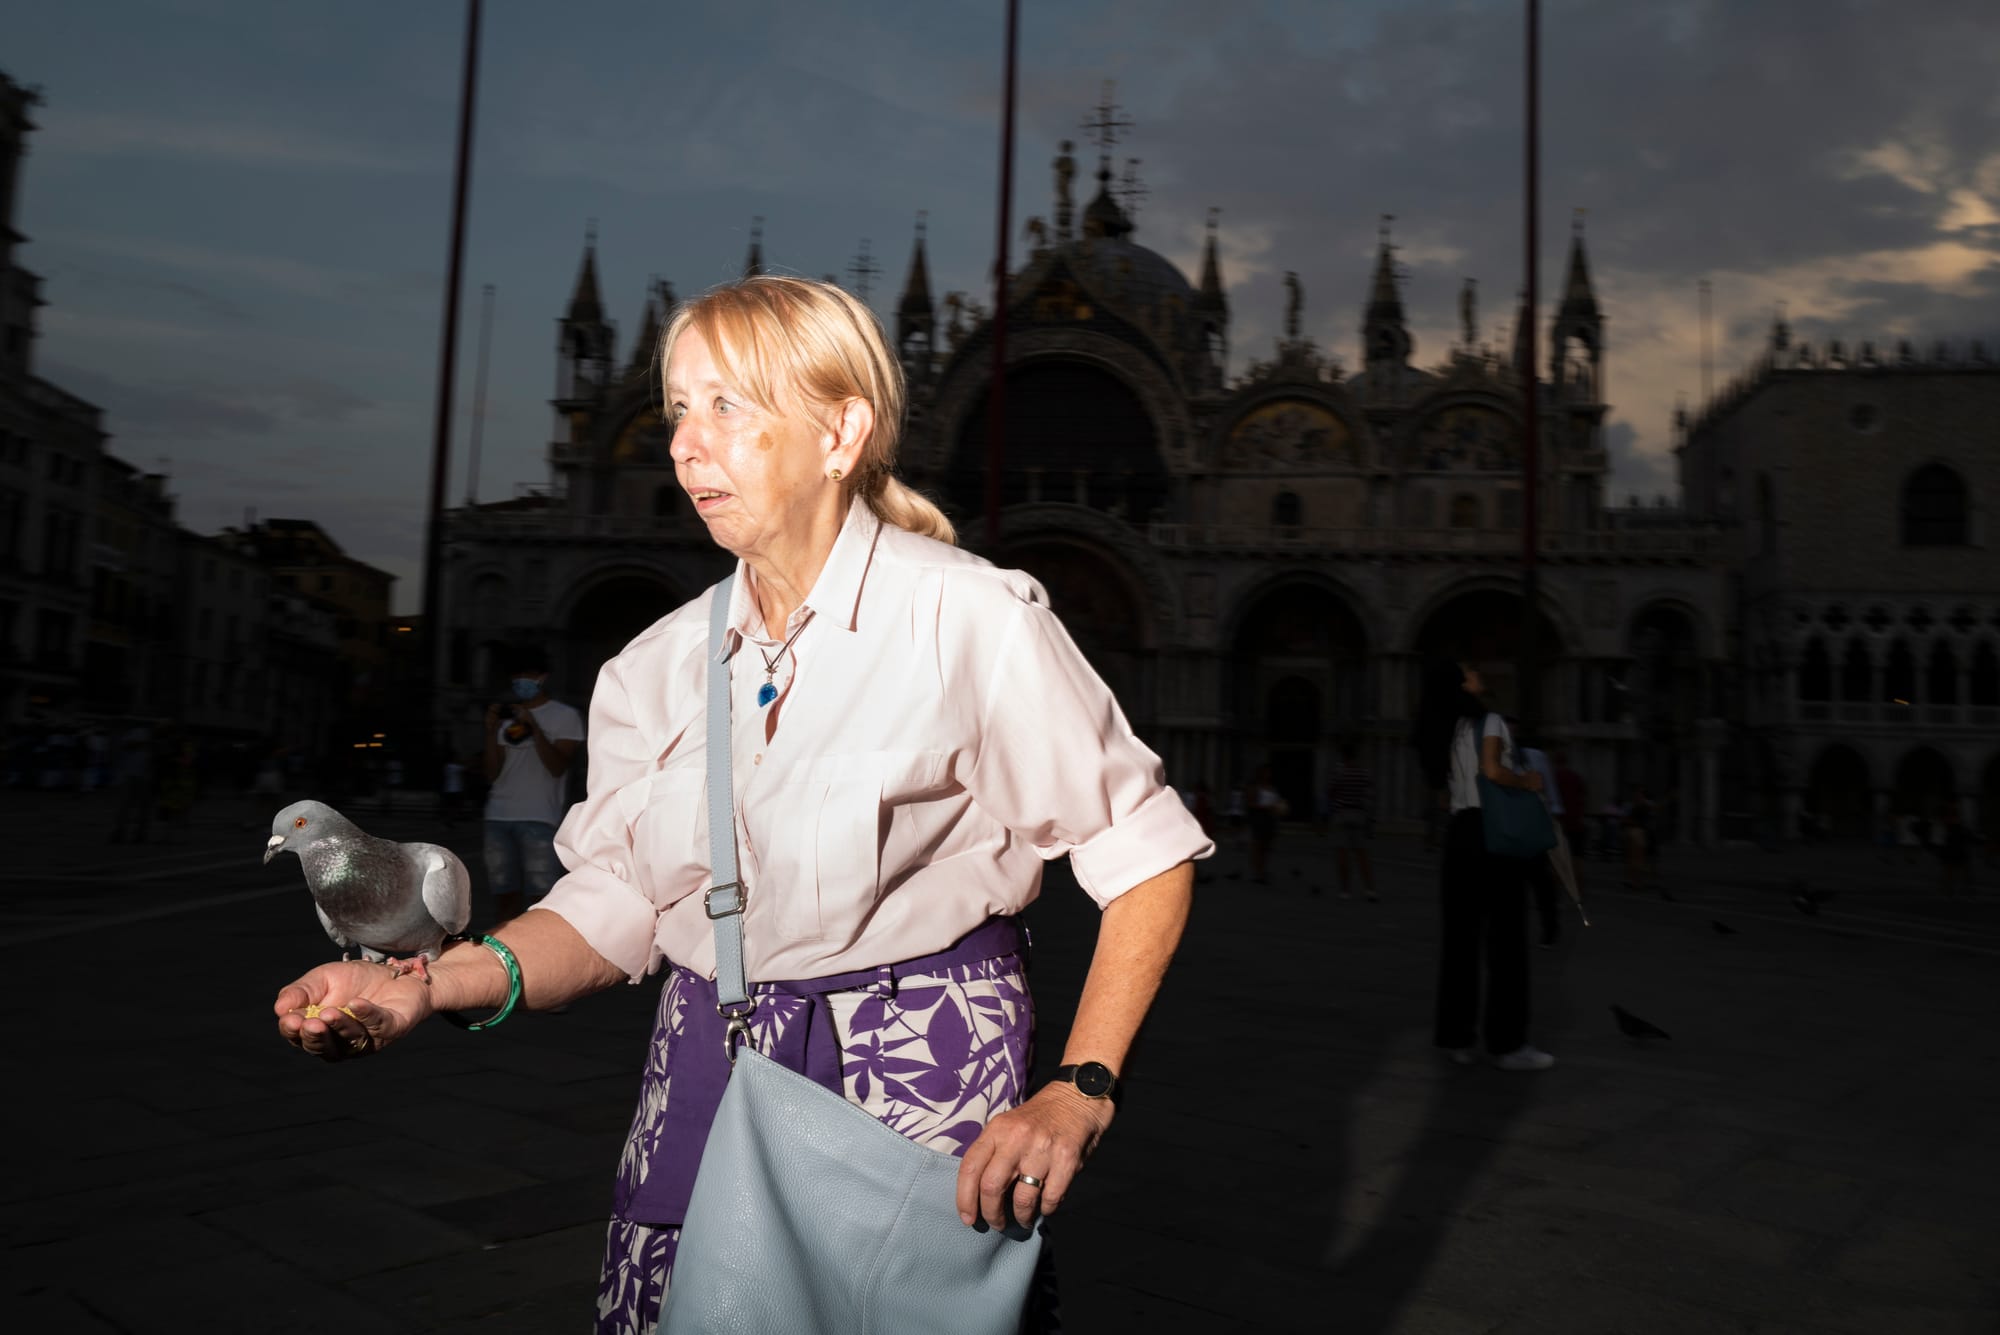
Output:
top-left (1480, 734), bottom-right (1543, 790)
top-left (275, 908), bottom-right (628, 1059)
top-left (955, 860), bottom-right (1193, 1229)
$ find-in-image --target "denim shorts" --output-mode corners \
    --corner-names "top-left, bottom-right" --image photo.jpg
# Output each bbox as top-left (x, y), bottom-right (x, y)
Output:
top-left (483, 819), bottom-right (562, 899)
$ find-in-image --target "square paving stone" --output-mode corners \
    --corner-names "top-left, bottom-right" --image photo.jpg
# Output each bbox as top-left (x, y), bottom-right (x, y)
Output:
top-left (199, 1182), bottom-right (481, 1280)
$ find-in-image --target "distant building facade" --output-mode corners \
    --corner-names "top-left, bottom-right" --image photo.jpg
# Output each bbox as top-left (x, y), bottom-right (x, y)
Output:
top-left (440, 142), bottom-right (1737, 841)
top-left (1680, 325), bottom-right (2000, 842)
top-left (0, 71), bottom-right (106, 726)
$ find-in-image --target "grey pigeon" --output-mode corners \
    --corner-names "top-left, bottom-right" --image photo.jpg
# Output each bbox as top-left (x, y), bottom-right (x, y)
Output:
top-left (265, 799), bottom-right (470, 981)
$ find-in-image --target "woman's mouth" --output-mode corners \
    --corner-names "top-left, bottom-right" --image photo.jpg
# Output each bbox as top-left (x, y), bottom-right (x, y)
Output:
top-left (689, 489), bottom-right (732, 512)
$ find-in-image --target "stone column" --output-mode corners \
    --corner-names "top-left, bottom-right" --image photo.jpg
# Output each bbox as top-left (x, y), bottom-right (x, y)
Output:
top-left (1697, 718), bottom-right (1728, 846)
top-left (1781, 786), bottom-right (1804, 842)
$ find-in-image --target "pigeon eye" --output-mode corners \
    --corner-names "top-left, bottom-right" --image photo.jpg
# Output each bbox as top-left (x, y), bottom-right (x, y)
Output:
top-left (294, 817), bottom-right (307, 829)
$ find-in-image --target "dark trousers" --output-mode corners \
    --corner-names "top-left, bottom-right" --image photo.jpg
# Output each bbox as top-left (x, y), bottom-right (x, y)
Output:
top-left (1526, 856), bottom-right (1561, 944)
top-left (1435, 808), bottom-right (1530, 1055)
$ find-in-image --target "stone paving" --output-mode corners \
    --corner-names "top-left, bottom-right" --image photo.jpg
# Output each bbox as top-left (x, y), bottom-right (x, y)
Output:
top-left (2, 788), bottom-right (1996, 1333)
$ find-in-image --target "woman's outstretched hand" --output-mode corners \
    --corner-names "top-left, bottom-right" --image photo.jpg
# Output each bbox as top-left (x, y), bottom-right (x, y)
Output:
top-left (274, 959), bottom-right (435, 1061)
top-left (956, 1083), bottom-right (1115, 1230)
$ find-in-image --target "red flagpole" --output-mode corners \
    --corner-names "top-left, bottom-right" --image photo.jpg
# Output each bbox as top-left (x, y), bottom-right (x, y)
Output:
top-left (984, 0), bottom-right (1019, 552)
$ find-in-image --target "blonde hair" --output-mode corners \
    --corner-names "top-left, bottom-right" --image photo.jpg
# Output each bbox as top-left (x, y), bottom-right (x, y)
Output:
top-left (661, 275), bottom-right (956, 545)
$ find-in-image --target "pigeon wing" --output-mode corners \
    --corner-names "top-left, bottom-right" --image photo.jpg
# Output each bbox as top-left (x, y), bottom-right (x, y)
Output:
top-left (409, 842), bottom-right (473, 936)
top-left (314, 901), bottom-right (352, 950)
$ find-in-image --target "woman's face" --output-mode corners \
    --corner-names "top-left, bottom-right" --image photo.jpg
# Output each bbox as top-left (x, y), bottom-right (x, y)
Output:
top-left (665, 326), bottom-right (836, 562)
top-left (1460, 663), bottom-right (1485, 698)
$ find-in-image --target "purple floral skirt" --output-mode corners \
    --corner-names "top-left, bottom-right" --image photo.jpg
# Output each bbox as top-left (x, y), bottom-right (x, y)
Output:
top-left (595, 922), bottom-right (1044, 1335)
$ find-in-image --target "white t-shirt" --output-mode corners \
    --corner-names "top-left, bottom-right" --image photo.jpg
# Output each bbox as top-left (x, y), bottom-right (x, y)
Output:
top-left (485, 698), bottom-right (586, 825)
top-left (1447, 714), bottom-right (1512, 813)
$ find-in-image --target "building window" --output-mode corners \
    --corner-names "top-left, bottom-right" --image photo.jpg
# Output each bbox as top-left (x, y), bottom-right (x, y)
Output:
top-left (1901, 464), bottom-right (1968, 547)
top-left (1499, 489), bottom-right (1522, 529)
top-left (1272, 491), bottom-right (1303, 528)
top-left (1882, 641), bottom-right (1916, 709)
top-left (1449, 494), bottom-right (1480, 529)
top-left (1927, 642), bottom-right (1958, 705)
top-left (1798, 640), bottom-right (1831, 701)
top-left (197, 608), bottom-right (212, 640)
top-left (1971, 644), bottom-right (2000, 707)
top-left (1839, 640), bottom-right (1871, 703)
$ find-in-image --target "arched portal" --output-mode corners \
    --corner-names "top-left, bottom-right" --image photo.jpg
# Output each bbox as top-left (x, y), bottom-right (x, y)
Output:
top-left (1806, 745), bottom-right (1872, 838)
top-left (950, 361), bottom-right (1168, 520)
top-left (1233, 581), bottom-right (1369, 818)
top-left (564, 571), bottom-right (684, 708)
top-left (1413, 588), bottom-right (1563, 721)
top-left (1981, 754), bottom-right (2000, 853)
top-left (1892, 747), bottom-right (1956, 819)
top-left (1001, 539), bottom-right (1149, 719)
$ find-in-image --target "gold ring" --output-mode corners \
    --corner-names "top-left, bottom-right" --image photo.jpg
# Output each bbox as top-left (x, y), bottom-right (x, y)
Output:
top-left (1015, 1173), bottom-right (1044, 1189)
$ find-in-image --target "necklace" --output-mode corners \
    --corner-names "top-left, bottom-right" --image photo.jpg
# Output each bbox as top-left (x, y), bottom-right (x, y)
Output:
top-left (755, 609), bottom-right (813, 708)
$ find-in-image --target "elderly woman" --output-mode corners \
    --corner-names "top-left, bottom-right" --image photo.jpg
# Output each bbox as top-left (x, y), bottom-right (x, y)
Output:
top-left (275, 275), bottom-right (1209, 1332)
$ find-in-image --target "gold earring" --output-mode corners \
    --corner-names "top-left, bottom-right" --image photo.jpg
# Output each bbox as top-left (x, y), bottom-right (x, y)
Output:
top-left (829, 468), bottom-right (843, 481)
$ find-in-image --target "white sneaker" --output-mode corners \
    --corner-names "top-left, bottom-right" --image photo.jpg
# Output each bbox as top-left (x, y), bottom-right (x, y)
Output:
top-left (1492, 1045), bottom-right (1556, 1071)
top-left (1443, 1047), bottom-right (1478, 1065)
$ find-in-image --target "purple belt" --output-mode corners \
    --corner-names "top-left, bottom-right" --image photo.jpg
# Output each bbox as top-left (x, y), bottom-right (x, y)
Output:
top-left (615, 915), bottom-right (1026, 1224)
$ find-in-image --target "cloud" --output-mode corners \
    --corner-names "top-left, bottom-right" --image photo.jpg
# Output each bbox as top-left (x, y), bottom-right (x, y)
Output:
top-left (37, 110), bottom-right (428, 174)
top-left (40, 361), bottom-right (377, 445)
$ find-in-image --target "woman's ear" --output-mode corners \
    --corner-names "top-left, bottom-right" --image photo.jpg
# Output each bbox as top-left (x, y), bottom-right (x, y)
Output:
top-left (826, 397), bottom-right (874, 477)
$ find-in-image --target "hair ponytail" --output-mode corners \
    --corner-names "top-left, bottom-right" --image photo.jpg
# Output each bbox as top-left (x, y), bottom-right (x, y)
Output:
top-left (862, 473), bottom-right (956, 545)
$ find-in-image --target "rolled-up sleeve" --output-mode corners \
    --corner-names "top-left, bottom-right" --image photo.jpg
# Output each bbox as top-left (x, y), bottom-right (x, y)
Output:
top-left (960, 594), bottom-right (1213, 907)
top-left (540, 656), bottom-right (666, 981)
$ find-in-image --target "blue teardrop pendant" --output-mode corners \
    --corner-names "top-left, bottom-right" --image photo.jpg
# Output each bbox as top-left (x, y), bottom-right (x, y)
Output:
top-left (756, 681), bottom-right (779, 708)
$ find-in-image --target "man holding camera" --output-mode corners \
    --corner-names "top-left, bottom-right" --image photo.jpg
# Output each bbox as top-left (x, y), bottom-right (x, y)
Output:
top-left (483, 645), bottom-right (585, 923)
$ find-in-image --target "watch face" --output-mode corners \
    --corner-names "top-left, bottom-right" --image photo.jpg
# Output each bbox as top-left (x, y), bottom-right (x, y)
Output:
top-left (1073, 1061), bottom-right (1115, 1098)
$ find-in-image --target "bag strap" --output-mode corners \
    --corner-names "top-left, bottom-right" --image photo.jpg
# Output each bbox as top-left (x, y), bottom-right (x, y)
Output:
top-left (703, 576), bottom-right (755, 1056)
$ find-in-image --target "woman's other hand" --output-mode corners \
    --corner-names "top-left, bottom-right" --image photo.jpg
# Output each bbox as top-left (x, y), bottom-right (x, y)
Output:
top-left (956, 1083), bottom-right (1115, 1230)
top-left (274, 960), bottom-right (434, 1061)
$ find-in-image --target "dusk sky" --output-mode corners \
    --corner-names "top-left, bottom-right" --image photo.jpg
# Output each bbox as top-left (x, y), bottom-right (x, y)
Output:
top-left (10, 0), bottom-right (1999, 612)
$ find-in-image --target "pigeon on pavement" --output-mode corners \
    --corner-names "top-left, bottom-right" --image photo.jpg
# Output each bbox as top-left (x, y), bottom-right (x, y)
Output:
top-left (265, 799), bottom-right (471, 982)
top-left (1611, 1004), bottom-right (1672, 1043)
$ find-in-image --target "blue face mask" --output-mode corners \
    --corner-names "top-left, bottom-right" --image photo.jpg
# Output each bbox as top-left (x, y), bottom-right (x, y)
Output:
top-left (511, 677), bottom-right (542, 701)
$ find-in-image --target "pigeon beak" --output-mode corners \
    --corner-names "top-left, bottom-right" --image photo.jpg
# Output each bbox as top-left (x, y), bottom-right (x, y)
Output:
top-left (263, 834), bottom-right (286, 865)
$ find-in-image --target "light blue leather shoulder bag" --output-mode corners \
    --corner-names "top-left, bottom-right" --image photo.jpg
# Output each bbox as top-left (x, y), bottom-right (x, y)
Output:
top-left (663, 577), bottom-right (1043, 1335)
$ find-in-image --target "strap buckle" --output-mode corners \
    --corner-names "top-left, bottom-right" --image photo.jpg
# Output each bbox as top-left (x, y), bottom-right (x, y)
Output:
top-left (718, 1001), bottom-right (755, 1064)
top-left (704, 881), bottom-right (745, 919)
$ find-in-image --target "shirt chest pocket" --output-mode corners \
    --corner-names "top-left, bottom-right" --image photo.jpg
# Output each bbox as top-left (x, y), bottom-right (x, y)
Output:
top-left (759, 750), bottom-right (947, 943)
top-left (621, 766), bottom-right (709, 908)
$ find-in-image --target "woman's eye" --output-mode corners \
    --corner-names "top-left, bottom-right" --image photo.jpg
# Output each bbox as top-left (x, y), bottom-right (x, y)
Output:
top-left (668, 403), bottom-right (686, 422)
top-left (714, 397), bottom-right (733, 414)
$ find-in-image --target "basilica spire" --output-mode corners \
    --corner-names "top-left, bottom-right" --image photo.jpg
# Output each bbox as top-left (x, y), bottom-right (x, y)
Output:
top-left (565, 221), bottom-right (606, 327)
top-left (1558, 213), bottom-right (1600, 324)
top-left (897, 212), bottom-right (936, 384)
top-left (557, 222), bottom-right (614, 404)
top-left (744, 216), bottom-right (765, 279)
top-left (1197, 208), bottom-right (1227, 315)
top-left (1362, 215), bottom-right (1411, 368)
top-left (1551, 210), bottom-right (1604, 397)
top-left (1195, 208), bottom-right (1229, 390)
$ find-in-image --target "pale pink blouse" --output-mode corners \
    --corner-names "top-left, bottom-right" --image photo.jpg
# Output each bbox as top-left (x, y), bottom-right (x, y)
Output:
top-left (539, 502), bottom-right (1213, 983)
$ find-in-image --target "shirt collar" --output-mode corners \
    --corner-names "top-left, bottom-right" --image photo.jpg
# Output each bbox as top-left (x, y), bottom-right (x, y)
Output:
top-left (713, 501), bottom-right (881, 661)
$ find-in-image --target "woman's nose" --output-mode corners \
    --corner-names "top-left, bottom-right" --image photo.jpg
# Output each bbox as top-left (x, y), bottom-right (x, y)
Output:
top-left (668, 418), bottom-right (702, 463)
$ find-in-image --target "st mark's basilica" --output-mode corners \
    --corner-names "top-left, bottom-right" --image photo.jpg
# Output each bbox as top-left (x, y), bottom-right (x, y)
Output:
top-left (438, 141), bottom-right (1741, 842)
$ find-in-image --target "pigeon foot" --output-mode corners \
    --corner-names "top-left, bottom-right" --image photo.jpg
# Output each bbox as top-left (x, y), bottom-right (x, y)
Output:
top-left (385, 955), bottom-right (435, 985)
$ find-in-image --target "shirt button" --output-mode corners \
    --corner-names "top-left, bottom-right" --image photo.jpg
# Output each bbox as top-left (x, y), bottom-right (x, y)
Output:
top-left (753, 754), bottom-right (762, 765)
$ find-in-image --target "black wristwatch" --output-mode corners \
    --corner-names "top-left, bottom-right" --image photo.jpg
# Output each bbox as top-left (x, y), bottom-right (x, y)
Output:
top-left (1051, 1061), bottom-right (1120, 1104)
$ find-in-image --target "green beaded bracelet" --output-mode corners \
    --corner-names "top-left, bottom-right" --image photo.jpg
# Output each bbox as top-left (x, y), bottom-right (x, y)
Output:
top-left (440, 934), bottom-right (523, 1031)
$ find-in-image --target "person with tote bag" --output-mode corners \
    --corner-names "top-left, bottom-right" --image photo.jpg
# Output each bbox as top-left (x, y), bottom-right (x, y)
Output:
top-left (1409, 659), bottom-right (1557, 1072)
top-left (275, 276), bottom-right (1211, 1333)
